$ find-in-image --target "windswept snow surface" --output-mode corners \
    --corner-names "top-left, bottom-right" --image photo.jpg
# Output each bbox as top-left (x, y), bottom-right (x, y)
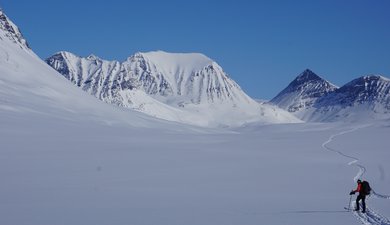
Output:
top-left (2, 114), bottom-right (390, 225)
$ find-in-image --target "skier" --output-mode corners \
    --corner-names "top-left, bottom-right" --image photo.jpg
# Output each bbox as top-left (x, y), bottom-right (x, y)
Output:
top-left (349, 179), bottom-right (371, 213)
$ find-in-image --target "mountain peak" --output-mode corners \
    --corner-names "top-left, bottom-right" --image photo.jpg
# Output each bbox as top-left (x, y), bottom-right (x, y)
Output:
top-left (47, 51), bottom-right (79, 63)
top-left (342, 74), bottom-right (390, 90)
top-left (295, 69), bottom-right (323, 83)
top-left (0, 9), bottom-right (30, 50)
top-left (287, 69), bottom-right (337, 91)
top-left (55, 51), bottom-right (75, 57)
top-left (360, 75), bottom-right (390, 82)
top-left (270, 69), bottom-right (338, 113)
top-left (137, 50), bottom-right (214, 72)
top-left (49, 51), bottom-right (105, 62)
top-left (86, 54), bottom-right (101, 60)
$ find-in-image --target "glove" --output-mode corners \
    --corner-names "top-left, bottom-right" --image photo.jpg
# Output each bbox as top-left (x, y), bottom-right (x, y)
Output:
top-left (350, 191), bottom-right (355, 195)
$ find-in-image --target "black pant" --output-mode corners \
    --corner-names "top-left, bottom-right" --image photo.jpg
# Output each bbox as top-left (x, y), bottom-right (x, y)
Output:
top-left (356, 194), bottom-right (366, 212)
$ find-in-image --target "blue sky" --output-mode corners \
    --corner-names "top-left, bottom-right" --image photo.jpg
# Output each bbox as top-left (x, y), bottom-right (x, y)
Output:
top-left (2, 0), bottom-right (390, 99)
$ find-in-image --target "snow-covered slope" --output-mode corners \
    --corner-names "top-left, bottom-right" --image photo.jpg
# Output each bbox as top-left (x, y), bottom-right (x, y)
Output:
top-left (46, 51), bottom-right (300, 126)
top-left (0, 9), bottom-right (190, 130)
top-left (311, 75), bottom-right (390, 121)
top-left (270, 69), bottom-right (338, 115)
top-left (0, 9), bottom-right (30, 50)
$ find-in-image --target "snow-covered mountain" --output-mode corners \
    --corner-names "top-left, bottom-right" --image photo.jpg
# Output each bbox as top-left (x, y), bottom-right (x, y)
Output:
top-left (46, 51), bottom-right (249, 106)
top-left (270, 69), bottom-right (338, 114)
top-left (311, 75), bottom-right (390, 121)
top-left (0, 9), bottom-right (30, 50)
top-left (270, 69), bottom-right (390, 121)
top-left (46, 51), bottom-right (299, 126)
top-left (0, 8), bottom-right (298, 128)
top-left (0, 9), bottom-right (185, 130)
top-left (316, 75), bottom-right (390, 108)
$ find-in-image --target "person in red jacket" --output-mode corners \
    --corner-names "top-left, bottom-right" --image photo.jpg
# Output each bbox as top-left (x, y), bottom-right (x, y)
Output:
top-left (350, 179), bottom-right (366, 213)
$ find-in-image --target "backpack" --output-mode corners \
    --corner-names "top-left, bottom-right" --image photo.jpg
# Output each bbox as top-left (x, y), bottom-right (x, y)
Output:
top-left (361, 181), bottom-right (371, 195)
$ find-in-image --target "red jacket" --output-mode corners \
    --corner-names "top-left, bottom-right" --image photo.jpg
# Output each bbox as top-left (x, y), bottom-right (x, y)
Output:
top-left (354, 183), bottom-right (362, 193)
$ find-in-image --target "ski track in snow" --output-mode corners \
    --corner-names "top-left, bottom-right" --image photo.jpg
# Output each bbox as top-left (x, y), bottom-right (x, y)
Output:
top-left (321, 125), bottom-right (390, 225)
top-left (353, 206), bottom-right (390, 225)
top-left (372, 191), bottom-right (390, 200)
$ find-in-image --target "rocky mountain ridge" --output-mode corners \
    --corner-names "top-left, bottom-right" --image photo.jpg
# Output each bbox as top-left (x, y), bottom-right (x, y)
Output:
top-left (46, 50), bottom-right (299, 126)
top-left (271, 70), bottom-right (390, 121)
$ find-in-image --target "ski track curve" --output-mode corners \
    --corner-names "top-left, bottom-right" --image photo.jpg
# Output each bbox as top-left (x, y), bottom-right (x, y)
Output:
top-left (321, 125), bottom-right (390, 225)
top-left (372, 191), bottom-right (390, 200)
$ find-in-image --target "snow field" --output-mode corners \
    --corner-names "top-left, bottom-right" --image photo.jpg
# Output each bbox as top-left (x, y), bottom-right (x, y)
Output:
top-left (1, 118), bottom-right (389, 225)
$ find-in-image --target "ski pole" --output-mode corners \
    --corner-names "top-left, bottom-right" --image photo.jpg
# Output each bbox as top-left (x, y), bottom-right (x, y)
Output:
top-left (347, 194), bottom-right (353, 211)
